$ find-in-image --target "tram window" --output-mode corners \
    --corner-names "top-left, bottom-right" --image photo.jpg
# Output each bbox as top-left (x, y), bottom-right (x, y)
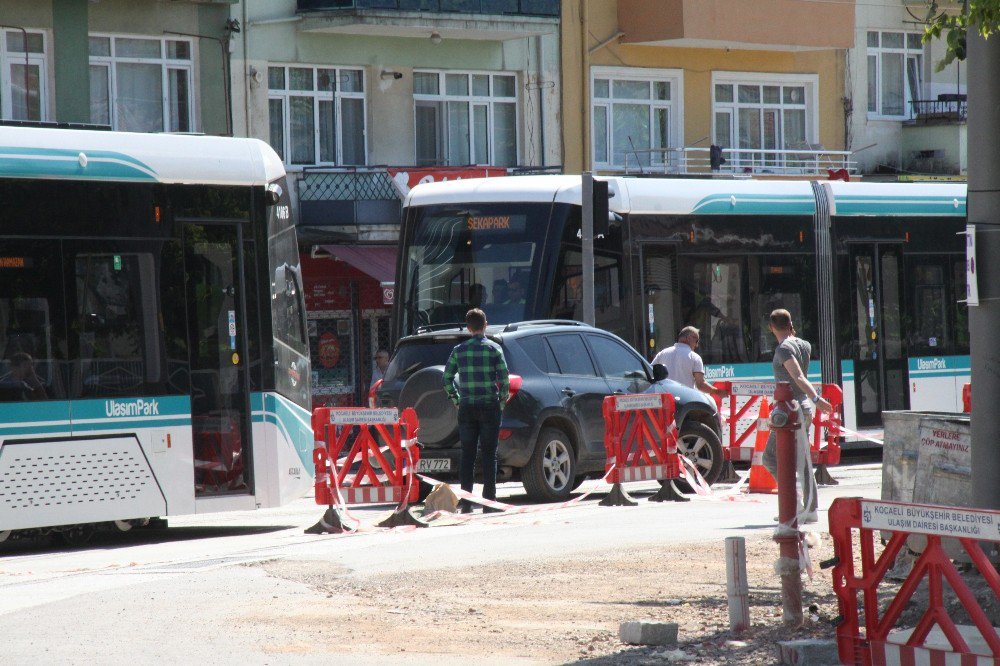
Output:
top-left (952, 259), bottom-right (970, 354)
top-left (749, 257), bottom-right (817, 362)
top-left (551, 220), bottom-right (625, 339)
top-left (0, 244), bottom-right (67, 402)
top-left (908, 262), bottom-right (948, 356)
top-left (74, 253), bottom-right (161, 397)
top-left (682, 259), bottom-right (746, 364)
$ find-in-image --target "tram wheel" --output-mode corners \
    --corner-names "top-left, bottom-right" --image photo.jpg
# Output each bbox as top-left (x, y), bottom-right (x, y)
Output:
top-left (113, 518), bottom-right (150, 532)
top-left (0, 530), bottom-right (11, 544)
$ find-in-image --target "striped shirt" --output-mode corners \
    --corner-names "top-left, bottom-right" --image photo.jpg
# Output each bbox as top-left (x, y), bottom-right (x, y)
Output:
top-left (443, 335), bottom-right (510, 406)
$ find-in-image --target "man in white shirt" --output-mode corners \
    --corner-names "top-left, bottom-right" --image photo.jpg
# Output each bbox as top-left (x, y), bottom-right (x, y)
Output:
top-left (651, 326), bottom-right (727, 398)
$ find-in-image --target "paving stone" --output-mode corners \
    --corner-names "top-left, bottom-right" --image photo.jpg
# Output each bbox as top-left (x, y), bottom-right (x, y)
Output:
top-left (619, 621), bottom-right (678, 646)
top-left (778, 639), bottom-right (840, 665)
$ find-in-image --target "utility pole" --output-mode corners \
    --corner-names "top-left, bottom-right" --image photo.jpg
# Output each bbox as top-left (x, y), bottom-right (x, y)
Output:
top-left (582, 172), bottom-right (596, 326)
top-left (967, 28), bottom-right (1000, 511)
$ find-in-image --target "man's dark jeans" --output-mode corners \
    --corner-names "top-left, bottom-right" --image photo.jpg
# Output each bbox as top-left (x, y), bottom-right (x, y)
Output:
top-left (457, 403), bottom-right (501, 500)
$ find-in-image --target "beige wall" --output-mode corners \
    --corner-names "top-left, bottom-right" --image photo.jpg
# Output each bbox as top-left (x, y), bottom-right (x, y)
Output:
top-left (619, 0), bottom-right (854, 49)
top-left (562, 0), bottom-right (849, 174)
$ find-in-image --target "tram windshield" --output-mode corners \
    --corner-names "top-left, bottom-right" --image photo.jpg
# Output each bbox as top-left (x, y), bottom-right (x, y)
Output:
top-left (400, 203), bottom-right (551, 333)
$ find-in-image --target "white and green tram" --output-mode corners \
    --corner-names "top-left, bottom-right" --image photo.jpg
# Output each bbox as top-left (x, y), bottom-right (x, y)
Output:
top-left (394, 175), bottom-right (969, 443)
top-left (0, 126), bottom-right (313, 544)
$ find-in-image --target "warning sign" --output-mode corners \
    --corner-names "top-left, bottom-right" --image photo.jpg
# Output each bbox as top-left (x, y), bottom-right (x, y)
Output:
top-left (730, 382), bottom-right (776, 396)
top-left (861, 500), bottom-right (1000, 540)
top-left (614, 394), bottom-right (662, 412)
top-left (329, 408), bottom-right (399, 425)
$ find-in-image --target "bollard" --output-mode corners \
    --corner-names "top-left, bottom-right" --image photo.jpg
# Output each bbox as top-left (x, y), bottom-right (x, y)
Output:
top-left (725, 536), bottom-right (749, 634)
top-left (771, 381), bottom-right (803, 628)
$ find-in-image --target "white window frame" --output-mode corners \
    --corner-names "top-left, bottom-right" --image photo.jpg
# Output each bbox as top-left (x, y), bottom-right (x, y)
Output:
top-left (1, 29), bottom-right (48, 122)
top-left (89, 33), bottom-right (195, 132)
top-left (712, 71), bottom-right (819, 164)
top-left (866, 30), bottom-right (924, 120)
top-left (412, 70), bottom-right (520, 167)
top-left (590, 66), bottom-right (683, 171)
top-left (267, 64), bottom-right (368, 167)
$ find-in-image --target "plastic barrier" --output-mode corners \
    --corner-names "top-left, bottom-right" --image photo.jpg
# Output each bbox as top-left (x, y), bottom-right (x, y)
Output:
top-left (826, 497), bottom-right (1000, 665)
top-left (963, 382), bottom-right (971, 413)
top-left (599, 392), bottom-right (684, 506)
top-left (308, 406), bottom-right (424, 532)
top-left (712, 381), bottom-right (843, 476)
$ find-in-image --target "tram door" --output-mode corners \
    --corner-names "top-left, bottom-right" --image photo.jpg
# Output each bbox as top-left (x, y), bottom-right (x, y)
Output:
top-left (849, 244), bottom-right (908, 428)
top-left (183, 223), bottom-right (252, 497)
top-left (640, 245), bottom-right (679, 361)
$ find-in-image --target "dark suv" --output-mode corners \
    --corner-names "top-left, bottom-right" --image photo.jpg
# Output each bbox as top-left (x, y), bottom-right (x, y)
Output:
top-left (373, 320), bottom-right (723, 502)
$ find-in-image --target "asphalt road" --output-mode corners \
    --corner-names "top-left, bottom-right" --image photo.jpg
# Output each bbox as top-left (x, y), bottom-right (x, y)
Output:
top-left (0, 462), bottom-right (881, 664)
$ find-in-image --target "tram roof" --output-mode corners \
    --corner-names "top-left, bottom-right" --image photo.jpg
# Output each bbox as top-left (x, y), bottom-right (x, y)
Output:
top-left (406, 175), bottom-right (967, 217)
top-left (0, 126), bottom-right (285, 186)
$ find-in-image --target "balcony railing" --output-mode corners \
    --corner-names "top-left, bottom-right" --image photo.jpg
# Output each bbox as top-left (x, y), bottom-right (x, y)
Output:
top-left (908, 95), bottom-right (967, 123)
top-left (296, 0), bottom-right (559, 17)
top-left (617, 146), bottom-right (857, 178)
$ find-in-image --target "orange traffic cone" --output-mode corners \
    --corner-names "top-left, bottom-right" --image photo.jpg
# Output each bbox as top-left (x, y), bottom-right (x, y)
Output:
top-left (748, 399), bottom-right (778, 494)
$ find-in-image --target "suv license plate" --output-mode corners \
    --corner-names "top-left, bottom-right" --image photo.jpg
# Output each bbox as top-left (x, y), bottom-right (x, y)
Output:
top-left (417, 458), bottom-right (451, 473)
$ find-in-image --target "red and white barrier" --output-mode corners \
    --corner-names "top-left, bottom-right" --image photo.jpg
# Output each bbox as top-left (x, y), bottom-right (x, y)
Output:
top-left (712, 381), bottom-right (843, 469)
top-left (827, 497), bottom-right (1000, 665)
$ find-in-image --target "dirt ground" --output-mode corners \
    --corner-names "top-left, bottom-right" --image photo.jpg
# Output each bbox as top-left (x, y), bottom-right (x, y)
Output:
top-left (253, 530), bottom-right (845, 665)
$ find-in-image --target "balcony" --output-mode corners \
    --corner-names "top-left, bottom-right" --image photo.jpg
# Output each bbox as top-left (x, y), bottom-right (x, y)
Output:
top-left (908, 95), bottom-right (967, 124)
top-left (609, 146), bottom-right (858, 179)
top-left (297, 0), bottom-right (558, 16)
top-left (297, 0), bottom-right (559, 40)
top-left (617, 0), bottom-right (855, 51)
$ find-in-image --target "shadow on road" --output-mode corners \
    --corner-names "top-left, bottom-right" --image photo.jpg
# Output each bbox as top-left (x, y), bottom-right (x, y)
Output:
top-left (0, 524), bottom-right (296, 556)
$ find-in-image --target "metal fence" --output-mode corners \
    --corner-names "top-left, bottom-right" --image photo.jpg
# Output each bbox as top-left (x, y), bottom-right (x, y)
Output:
top-left (297, 0), bottom-right (559, 17)
top-left (620, 146), bottom-right (857, 177)
top-left (297, 169), bottom-right (399, 202)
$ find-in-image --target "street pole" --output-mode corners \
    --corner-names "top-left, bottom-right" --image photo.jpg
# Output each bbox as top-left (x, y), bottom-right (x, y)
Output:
top-left (582, 172), bottom-right (595, 326)
top-left (772, 381), bottom-right (803, 627)
top-left (967, 29), bottom-right (1000, 511)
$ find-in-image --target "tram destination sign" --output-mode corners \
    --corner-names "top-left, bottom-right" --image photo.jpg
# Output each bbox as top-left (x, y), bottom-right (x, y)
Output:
top-left (860, 500), bottom-right (1000, 540)
top-left (329, 408), bottom-right (399, 425)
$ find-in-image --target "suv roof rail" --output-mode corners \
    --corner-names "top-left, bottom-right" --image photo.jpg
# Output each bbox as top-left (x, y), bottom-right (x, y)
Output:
top-left (501, 319), bottom-right (589, 332)
top-left (414, 322), bottom-right (467, 334)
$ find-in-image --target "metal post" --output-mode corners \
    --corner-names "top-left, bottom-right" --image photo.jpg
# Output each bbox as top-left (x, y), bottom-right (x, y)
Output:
top-left (725, 536), bottom-right (749, 634)
top-left (582, 172), bottom-right (595, 326)
top-left (968, 30), bottom-right (1000, 511)
top-left (773, 381), bottom-right (803, 627)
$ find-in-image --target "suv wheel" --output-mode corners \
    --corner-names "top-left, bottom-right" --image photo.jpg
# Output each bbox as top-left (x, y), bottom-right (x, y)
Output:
top-left (522, 427), bottom-right (576, 502)
top-left (671, 421), bottom-right (724, 492)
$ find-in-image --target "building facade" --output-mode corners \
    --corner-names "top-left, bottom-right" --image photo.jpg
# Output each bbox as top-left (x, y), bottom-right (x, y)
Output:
top-left (0, 0), bottom-right (232, 133)
top-left (561, 0), bottom-right (856, 177)
top-left (230, 0), bottom-right (561, 407)
top-left (848, 0), bottom-right (966, 176)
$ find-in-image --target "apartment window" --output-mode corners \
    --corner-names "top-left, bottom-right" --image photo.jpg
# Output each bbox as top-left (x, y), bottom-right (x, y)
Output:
top-left (413, 71), bottom-right (518, 167)
top-left (267, 65), bottom-right (366, 166)
top-left (867, 31), bottom-right (924, 119)
top-left (89, 35), bottom-right (194, 132)
top-left (1, 30), bottom-right (46, 121)
top-left (591, 67), bottom-right (682, 170)
top-left (713, 73), bottom-right (817, 165)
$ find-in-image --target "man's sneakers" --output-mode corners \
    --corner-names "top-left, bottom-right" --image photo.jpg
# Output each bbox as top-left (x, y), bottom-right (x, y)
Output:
top-left (458, 500), bottom-right (474, 514)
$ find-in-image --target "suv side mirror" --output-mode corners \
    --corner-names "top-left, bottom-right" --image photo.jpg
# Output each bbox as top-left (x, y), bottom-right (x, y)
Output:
top-left (652, 363), bottom-right (667, 382)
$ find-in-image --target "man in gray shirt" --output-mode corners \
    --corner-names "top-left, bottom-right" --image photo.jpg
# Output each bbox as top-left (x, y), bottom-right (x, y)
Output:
top-left (761, 309), bottom-right (833, 523)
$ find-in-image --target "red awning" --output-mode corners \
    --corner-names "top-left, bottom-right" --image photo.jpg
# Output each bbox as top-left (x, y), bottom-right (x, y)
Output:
top-left (320, 244), bottom-right (397, 284)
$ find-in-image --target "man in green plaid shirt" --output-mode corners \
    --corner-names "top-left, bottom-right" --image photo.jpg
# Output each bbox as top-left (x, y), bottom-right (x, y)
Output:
top-left (443, 308), bottom-right (510, 513)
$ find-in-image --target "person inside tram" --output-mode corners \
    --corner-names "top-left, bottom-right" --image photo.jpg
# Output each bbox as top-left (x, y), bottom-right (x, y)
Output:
top-left (491, 279), bottom-right (510, 306)
top-left (2, 352), bottom-right (47, 401)
top-left (468, 283), bottom-right (488, 309)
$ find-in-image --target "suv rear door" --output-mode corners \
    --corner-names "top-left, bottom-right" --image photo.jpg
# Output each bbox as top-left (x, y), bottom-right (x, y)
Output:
top-left (543, 333), bottom-right (611, 466)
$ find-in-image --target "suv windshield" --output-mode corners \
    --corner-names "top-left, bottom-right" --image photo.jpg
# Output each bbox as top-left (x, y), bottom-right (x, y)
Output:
top-left (383, 338), bottom-right (463, 383)
top-left (399, 203), bottom-right (552, 335)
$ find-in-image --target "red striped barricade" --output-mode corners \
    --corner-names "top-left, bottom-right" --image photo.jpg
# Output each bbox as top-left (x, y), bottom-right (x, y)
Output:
top-left (714, 381), bottom-right (844, 487)
top-left (825, 497), bottom-right (1000, 665)
top-left (963, 382), bottom-right (971, 413)
top-left (307, 406), bottom-right (425, 534)
top-left (599, 392), bottom-right (685, 506)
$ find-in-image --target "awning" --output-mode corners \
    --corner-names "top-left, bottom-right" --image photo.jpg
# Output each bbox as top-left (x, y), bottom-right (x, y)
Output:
top-left (320, 244), bottom-right (397, 284)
